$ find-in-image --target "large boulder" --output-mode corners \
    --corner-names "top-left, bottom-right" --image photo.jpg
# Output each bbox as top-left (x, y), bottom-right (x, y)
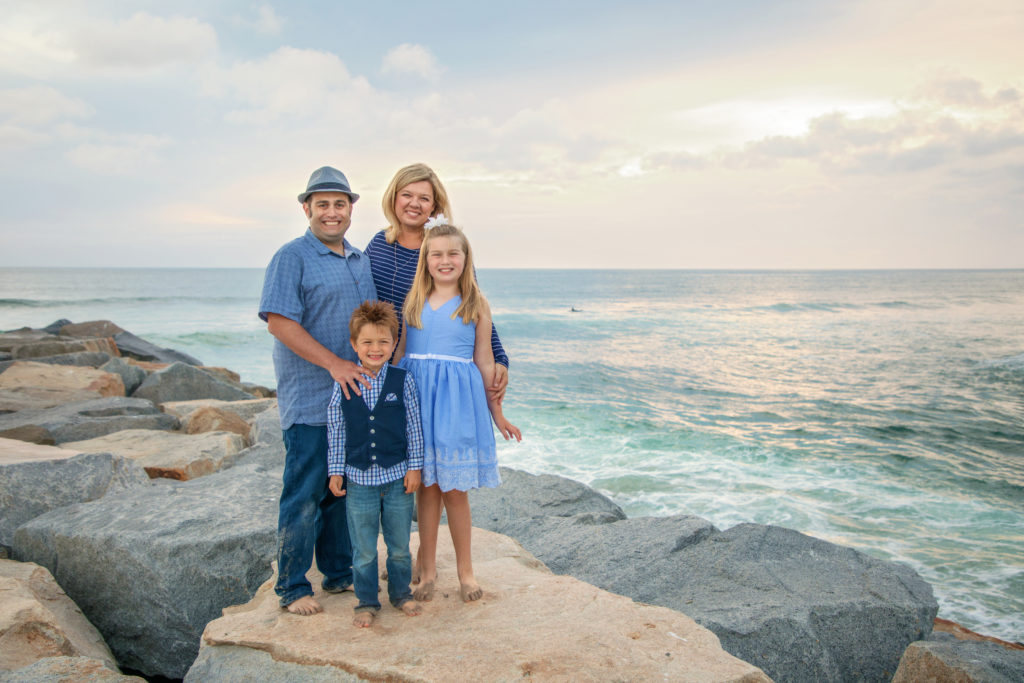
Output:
top-left (183, 407), bottom-right (251, 441)
top-left (131, 362), bottom-right (252, 404)
top-left (0, 559), bottom-right (121, 672)
top-left (0, 656), bottom-right (144, 682)
top-left (62, 429), bottom-right (247, 480)
top-left (0, 330), bottom-right (55, 353)
top-left (59, 321), bottom-right (126, 339)
top-left (112, 331), bottom-right (201, 366)
top-left (186, 529), bottom-right (771, 683)
top-left (249, 406), bottom-right (283, 447)
top-left (161, 398), bottom-right (277, 423)
top-left (11, 459), bottom-right (282, 679)
top-left (0, 397), bottom-right (178, 444)
top-left (0, 352), bottom-right (113, 375)
top-left (0, 362), bottom-right (125, 412)
top-left (98, 358), bottom-right (147, 396)
top-left (519, 516), bottom-right (936, 683)
top-left (10, 338), bottom-right (118, 360)
top-left (893, 636), bottom-right (1024, 682)
top-left (468, 467), bottom-right (627, 529)
top-left (0, 440), bottom-right (149, 551)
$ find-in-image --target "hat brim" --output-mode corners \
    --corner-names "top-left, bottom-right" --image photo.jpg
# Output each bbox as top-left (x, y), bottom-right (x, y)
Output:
top-left (298, 184), bottom-right (359, 204)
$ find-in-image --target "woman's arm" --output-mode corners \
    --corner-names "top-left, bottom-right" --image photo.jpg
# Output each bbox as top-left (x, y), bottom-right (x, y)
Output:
top-left (474, 306), bottom-right (521, 442)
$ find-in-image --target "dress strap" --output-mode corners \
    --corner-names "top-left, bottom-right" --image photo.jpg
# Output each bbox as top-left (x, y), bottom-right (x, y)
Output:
top-left (406, 353), bottom-right (472, 363)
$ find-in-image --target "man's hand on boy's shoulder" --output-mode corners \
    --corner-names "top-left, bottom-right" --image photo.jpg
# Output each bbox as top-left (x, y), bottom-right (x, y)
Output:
top-left (404, 469), bottom-right (421, 494)
top-left (329, 475), bottom-right (346, 497)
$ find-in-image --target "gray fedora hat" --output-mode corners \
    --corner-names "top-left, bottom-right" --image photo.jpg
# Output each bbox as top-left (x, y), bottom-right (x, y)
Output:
top-left (298, 166), bottom-right (360, 203)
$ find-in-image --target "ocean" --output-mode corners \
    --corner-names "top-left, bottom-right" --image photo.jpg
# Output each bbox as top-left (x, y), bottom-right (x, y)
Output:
top-left (2, 267), bottom-right (1022, 641)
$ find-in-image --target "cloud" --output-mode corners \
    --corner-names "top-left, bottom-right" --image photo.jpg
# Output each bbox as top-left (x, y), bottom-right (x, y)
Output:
top-left (0, 85), bottom-right (92, 126)
top-left (66, 133), bottom-right (172, 174)
top-left (381, 43), bottom-right (443, 81)
top-left (207, 47), bottom-right (376, 124)
top-left (230, 3), bottom-right (283, 35)
top-left (70, 12), bottom-right (217, 68)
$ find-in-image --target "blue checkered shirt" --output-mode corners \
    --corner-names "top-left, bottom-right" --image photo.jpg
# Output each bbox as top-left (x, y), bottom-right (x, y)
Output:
top-left (258, 229), bottom-right (377, 429)
top-left (326, 364), bottom-right (424, 486)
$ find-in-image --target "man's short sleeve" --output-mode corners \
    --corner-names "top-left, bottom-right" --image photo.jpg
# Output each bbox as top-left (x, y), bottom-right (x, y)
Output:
top-left (259, 245), bottom-right (304, 323)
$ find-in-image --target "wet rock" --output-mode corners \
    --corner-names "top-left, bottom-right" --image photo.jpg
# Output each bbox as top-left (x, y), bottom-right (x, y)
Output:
top-left (187, 529), bottom-right (771, 683)
top-left (62, 429), bottom-right (247, 481)
top-left (131, 362), bottom-right (252, 404)
top-left (0, 559), bottom-right (121, 672)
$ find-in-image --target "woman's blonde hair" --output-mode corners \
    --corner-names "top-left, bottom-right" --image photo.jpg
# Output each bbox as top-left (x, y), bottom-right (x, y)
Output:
top-left (403, 223), bottom-right (486, 329)
top-left (381, 163), bottom-right (452, 243)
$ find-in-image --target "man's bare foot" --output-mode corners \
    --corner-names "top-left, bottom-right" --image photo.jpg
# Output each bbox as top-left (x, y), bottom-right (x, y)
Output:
top-left (400, 600), bottom-right (423, 617)
top-left (352, 611), bottom-right (374, 628)
top-left (413, 579), bottom-right (435, 601)
top-left (460, 581), bottom-right (482, 602)
top-left (285, 595), bottom-right (322, 616)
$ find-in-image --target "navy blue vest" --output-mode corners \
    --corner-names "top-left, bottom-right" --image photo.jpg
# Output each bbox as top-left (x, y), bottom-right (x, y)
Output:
top-left (340, 366), bottom-right (408, 470)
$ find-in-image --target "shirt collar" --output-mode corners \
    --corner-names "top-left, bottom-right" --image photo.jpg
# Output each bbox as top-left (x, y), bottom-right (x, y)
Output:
top-left (303, 228), bottom-right (358, 259)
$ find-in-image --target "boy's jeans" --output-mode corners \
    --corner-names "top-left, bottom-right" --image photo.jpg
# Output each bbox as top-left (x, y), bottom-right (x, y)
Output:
top-left (345, 479), bottom-right (415, 612)
top-left (275, 424), bottom-right (353, 606)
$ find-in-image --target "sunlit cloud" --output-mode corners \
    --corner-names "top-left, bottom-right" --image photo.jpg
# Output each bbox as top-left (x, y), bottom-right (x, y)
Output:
top-left (381, 43), bottom-right (443, 81)
top-left (70, 13), bottom-right (217, 68)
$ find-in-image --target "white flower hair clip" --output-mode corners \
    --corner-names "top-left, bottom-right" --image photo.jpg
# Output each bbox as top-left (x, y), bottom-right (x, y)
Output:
top-left (424, 213), bottom-right (449, 229)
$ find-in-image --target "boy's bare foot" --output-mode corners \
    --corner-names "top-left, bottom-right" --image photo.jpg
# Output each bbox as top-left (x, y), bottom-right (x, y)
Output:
top-left (413, 579), bottom-right (435, 601)
top-left (460, 581), bottom-right (482, 602)
top-left (285, 595), bottom-right (322, 616)
top-left (400, 600), bottom-right (423, 616)
top-left (352, 611), bottom-right (374, 628)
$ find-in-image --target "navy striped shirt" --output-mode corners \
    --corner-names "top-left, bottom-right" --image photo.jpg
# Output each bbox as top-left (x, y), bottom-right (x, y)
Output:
top-left (364, 230), bottom-right (509, 367)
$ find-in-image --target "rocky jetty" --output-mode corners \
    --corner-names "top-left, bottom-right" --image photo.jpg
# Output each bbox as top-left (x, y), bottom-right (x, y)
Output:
top-left (2, 319), bottom-right (1018, 682)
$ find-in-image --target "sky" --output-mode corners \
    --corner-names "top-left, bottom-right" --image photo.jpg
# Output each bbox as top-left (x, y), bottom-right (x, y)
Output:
top-left (1, 0), bottom-right (1022, 269)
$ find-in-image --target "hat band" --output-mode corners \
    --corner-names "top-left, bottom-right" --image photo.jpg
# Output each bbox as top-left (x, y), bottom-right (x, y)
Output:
top-left (306, 181), bottom-right (351, 195)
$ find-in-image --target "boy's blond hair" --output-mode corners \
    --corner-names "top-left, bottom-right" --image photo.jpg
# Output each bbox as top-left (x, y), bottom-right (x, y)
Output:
top-left (349, 300), bottom-right (399, 341)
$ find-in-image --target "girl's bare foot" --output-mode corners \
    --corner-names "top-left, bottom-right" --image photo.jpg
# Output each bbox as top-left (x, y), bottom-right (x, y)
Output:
top-left (352, 611), bottom-right (374, 628)
top-left (413, 578), bottom-right (435, 601)
top-left (460, 581), bottom-right (482, 602)
top-left (285, 595), bottom-right (322, 616)
top-left (400, 600), bottom-right (423, 616)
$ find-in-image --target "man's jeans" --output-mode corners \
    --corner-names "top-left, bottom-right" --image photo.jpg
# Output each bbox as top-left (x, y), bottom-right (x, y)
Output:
top-left (346, 479), bottom-right (415, 612)
top-left (275, 424), bottom-right (352, 606)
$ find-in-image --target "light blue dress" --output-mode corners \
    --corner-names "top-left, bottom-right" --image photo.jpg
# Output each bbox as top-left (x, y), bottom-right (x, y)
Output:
top-left (399, 296), bottom-right (500, 491)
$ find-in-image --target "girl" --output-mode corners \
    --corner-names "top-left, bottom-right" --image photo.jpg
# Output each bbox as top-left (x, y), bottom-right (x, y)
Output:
top-left (394, 219), bottom-right (521, 603)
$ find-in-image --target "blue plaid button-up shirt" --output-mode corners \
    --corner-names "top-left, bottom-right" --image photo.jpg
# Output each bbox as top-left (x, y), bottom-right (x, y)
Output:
top-left (258, 229), bottom-right (376, 429)
top-left (326, 364), bottom-right (424, 486)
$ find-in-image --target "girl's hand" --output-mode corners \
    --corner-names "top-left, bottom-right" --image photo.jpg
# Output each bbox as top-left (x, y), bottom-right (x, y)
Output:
top-left (495, 416), bottom-right (522, 442)
top-left (329, 475), bottom-right (346, 497)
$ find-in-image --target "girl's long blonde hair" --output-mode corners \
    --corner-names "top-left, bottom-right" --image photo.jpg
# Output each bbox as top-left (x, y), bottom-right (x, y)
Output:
top-left (403, 224), bottom-right (486, 329)
top-left (381, 163), bottom-right (453, 244)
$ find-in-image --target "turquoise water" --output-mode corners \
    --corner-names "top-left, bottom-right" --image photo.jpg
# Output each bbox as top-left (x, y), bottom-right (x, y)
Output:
top-left (2, 267), bottom-right (1022, 641)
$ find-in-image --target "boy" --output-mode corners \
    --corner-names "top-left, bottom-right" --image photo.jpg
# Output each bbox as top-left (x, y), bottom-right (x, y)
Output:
top-left (327, 301), bottom-right (424, 627)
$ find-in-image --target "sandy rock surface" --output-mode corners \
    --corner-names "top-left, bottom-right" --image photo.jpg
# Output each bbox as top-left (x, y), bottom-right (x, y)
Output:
top-left (0, 559), bottom-right (119, 672)
top-left (189, 528), bottom-right (771, 683)
top-left (62, 428), bottom-right (247, 480)
top-left (0, 362), bottom-right (125, 412)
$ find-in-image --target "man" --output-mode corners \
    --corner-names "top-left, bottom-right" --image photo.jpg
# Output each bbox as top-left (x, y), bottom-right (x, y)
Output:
top-left (259, 166), bottom-right (377, 615)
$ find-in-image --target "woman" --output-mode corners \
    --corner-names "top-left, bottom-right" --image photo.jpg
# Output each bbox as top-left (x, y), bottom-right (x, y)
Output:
top-left (364, 163), bottom-right (509, 395)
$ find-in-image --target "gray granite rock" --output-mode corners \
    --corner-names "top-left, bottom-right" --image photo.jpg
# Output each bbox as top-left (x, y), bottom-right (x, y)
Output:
top-left (113, 330), bottom-right (202, 365)
top-left (40, 319), bottom-right (72, 335)
top-left (0, 351), bottom-right (113, 374)
top-left (468, 467), bottom-right (627, 532)
top-left (0, 397), bottom-right (177, 444)
top-left (185, 645), bottom-right (362, 683)
top-left (0, 451), bottom-right (151, 551)
top-left (249, 405), bottom-right (283, 447)
top-left (99, 357), bottom-right (147, 395)
top-left (132, 362), bottom-right (253, 404)
top-left (12, 459), bottom-right (282, 679)
top-left (893, 637), bottom-right (1024, 682)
